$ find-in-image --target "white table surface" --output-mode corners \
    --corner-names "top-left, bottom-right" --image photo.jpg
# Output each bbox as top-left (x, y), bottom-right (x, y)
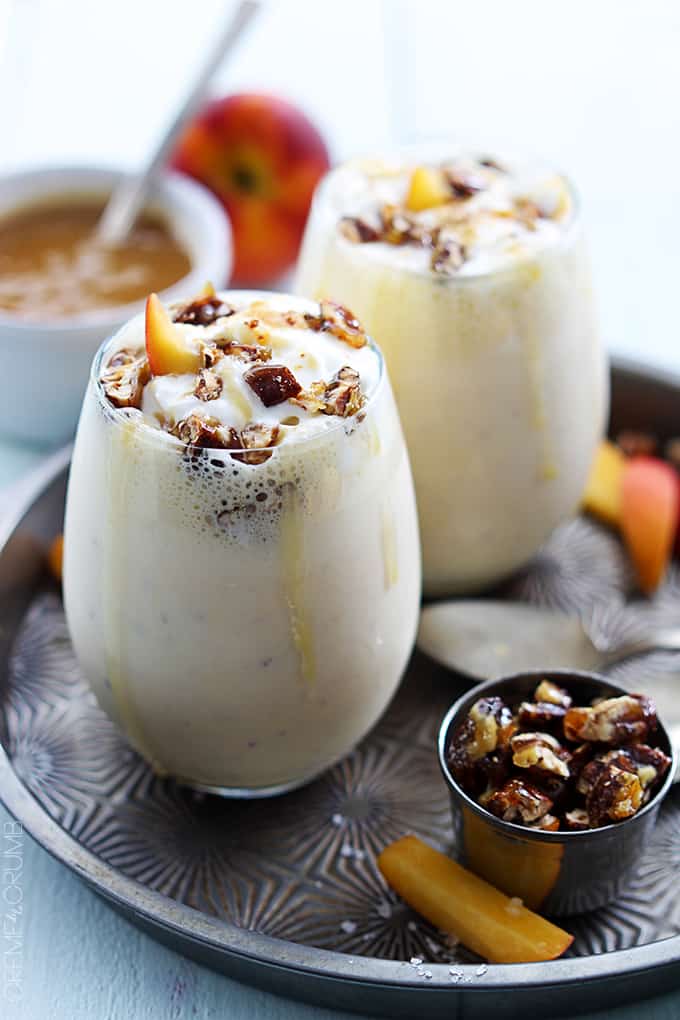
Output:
top-left (2, 0), bottom-right (680, 1015)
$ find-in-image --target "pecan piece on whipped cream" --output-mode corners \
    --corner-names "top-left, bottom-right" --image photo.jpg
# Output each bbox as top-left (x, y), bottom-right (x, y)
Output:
top-left (101, 350), bottom-right (150, 409)
top-left (323, 366), bottom-right (364, 417)
top-left (194, 368), bottom-right (223, 402)
top-left (173, 295), bottom-right (234, 326)
top-left (244, 364), bottom-right (301, 407)
top-left (306, 299), bottom-right (368, 349)
top-left (291, 366), bottom-right (364, 418)
top-left (172, 413), bottom-right (231, 449)
top-left (217, 340), bottom-right (272, 363)
top-left (443, 167), bottom-right (486, 198)
top-left (232, 423), bottom-right (281, 465)
top-left (338, 216), bottom-right (380, 243)
top-left (430, 228), bottom-right (466, 275)
top-left (290, 381), bottom-right (327, 415)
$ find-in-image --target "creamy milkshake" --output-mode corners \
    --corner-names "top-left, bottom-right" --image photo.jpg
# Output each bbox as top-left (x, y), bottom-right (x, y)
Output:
top-left (63, 290), bottom-right (420, 795)
top-left (296, 154), bottom-right (607, 595)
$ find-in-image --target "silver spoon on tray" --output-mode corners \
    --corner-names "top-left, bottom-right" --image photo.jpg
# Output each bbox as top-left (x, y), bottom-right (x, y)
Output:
top-left (418, 599), bottom-right (680, 681)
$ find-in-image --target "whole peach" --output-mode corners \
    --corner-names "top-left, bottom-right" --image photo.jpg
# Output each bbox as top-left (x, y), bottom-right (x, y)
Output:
top-left (171, 93), bottom-right (330, 285)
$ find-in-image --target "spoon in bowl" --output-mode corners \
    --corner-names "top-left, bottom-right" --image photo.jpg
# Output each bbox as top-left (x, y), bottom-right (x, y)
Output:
top-left (96, 0), bottom-right (260, 246)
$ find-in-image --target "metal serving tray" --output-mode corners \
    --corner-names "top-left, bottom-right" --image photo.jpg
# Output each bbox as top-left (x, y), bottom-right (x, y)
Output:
top-left (1, 361), bottom-right (680, 1019)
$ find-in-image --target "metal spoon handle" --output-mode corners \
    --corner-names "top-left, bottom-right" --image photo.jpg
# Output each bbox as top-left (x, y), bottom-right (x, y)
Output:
top-left (602, 628), bottom-right (680, 668)
top-left (97, 0), bottom-right (260, 246)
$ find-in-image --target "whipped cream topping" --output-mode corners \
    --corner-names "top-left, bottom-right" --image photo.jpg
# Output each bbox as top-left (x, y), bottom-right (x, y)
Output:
top-left (101, 292), bottom-right (381, 449)
top-left (326, 154), bottom-right (574, 277)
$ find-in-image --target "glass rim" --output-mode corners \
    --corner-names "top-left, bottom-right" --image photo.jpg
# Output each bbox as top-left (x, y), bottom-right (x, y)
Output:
top-left (89, 290), bottom-right (386, 457)
top-left (310, 143), bottom-right (583, 284)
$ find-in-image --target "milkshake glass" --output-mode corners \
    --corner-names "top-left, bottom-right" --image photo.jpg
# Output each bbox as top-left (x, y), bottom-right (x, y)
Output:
top-left (63, 291), bottom-right (420, 795)
top-left (296, 153), bottom-right (607, 595)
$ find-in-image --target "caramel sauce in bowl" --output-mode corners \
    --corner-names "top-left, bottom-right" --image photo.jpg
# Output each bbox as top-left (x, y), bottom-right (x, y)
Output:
top-left (0, 167), bottom-right (231, 443)
top-left (0, 199), bottom-right (192, 320)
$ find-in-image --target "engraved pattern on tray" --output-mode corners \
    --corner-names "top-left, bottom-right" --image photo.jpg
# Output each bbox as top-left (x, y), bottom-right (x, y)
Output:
top-left (4, 517), bottom-right (680, 964)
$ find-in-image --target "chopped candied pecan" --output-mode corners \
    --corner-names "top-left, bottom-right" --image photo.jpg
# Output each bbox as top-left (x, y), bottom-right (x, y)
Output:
top-left (291, 368), bottom-right (364, 418)
top-left (478, 156), bottom-right (506, 172)
top-left (447, 697), bottom-right (515, 795)
top-left (339, 216), bottom-right (380, 243)
top-left (564, 808), bottom-right (590, 831)
top-left (448, 729), bottom-right (511, 796)
top-left (243, 302), bottom-right (309, 330)
top-left (307, 300), bottom-right (369, 349)
top-left (514, 197), bottom-right (543, 228)
top-left (616, 429), bottom-right (658, 458)
top-left (173, 295), bottom-right (234, 326)
top-left (530, 813), bottom-right (560, 832)
top-left (482, 778), bottom-right (553, 824)
top-left (466, 697), bottom-right (516, 760)
top-left (564, 694), bottom-right (656, 745)
top-left (518, 701), bottom-right (567, 727)
top-left (101, 350), bottom-right (150, 409)
top-left (172, 414), bottom-right (232, 449)
top-left (511, 732), bottom-right (570, 779)
top-left (585, 764), bottom-right (643, 826)
top-left (568, 742), bottom-right (594, 780)
top-left (200, 344), bottom-right (223, 369)
top-left (534, 680), bottom-right (572, 709)
top-left (290, 381), bottom-right (327, 414)
top-left (379, 203), bottom-right (415, 245)
top-left (323, 366), bottom-right (364, 417)
top-left (231, 423), bottom-right (281, 466)
top-left (627, 743), bottom-right (672, 786)
top-left (443, 167), bottom-right (486, 198)
top-left (217, 339), bottom-right (272, 363)
top-left (194, 368), bottom-right (223, 402)
top-left (430, 228), bottom-right (465, 275)
top-left (244, 364), bottom-right (301, 407)
top-left (579, 746), bottom-right (670, 796)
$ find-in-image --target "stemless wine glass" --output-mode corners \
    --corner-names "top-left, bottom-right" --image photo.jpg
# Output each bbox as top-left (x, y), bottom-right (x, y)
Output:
top-left (63, 292), bottom-right (421, 796)
top-left (296, 154), bottom-right (608, 597)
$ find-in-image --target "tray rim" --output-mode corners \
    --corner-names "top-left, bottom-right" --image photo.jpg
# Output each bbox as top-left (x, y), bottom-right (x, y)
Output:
top-left (2, 356), bottom-right (680, 999)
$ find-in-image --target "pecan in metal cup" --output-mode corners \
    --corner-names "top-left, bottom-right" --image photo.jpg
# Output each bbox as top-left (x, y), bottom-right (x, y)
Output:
top-left (438, 670), bottom-right (675, 917)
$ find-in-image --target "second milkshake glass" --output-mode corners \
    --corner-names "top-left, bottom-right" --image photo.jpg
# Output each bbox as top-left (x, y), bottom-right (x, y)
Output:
top-left (296, 156), bottom-right (607, 596)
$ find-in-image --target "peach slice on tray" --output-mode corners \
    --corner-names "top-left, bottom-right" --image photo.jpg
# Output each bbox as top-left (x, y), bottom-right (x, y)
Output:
top-left (145, 293), bottom-right (201, 376)
top-left (378, 835), bottom-right (573, 964)
top-left (405, 166), bottom-right (451, 212)
top-left (621, 456), bottom-right (679, 594)
top-left (582, 440), bottom-right (625, 528)
top-left (47, 534), bottom-right (63, 582)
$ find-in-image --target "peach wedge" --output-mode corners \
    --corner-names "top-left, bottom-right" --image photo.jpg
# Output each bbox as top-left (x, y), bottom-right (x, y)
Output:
top-left (378, 835), bottom-right (573, 964)
top-left (405, 166), bottom-right (451, 212)
top-left (582, 440), bottom-right (625, 528)
top-left (621, 456), bottom-right (679, 594)
top-left (145, 293), bottom-right (201, 376)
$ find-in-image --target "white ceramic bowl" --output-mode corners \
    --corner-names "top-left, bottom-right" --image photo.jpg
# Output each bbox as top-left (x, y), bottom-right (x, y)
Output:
top-left (0, 166), bottom-right (232, 444)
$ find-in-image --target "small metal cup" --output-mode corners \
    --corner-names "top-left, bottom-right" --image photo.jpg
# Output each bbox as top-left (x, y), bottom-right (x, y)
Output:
top-left (438, 669), bottom-right (676, 917)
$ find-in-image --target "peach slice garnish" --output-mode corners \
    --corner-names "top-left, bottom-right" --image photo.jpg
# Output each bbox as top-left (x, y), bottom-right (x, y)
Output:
top-left (145, 293), bottom-right (201, 376)
top-left (196, 280), bottom-right (216, 299)
top-left (405, 166), bottom-right (451, 212)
